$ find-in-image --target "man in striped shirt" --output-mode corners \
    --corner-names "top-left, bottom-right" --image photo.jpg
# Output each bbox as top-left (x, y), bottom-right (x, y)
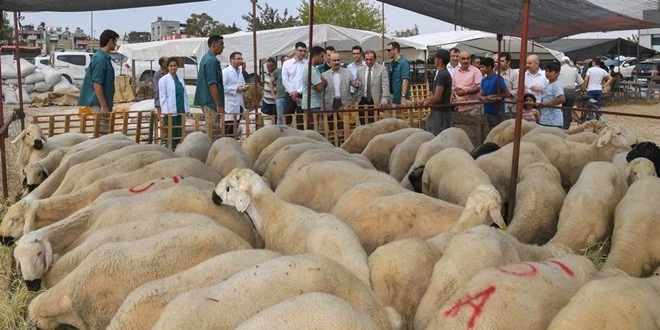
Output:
top-left (261, 57), bottom-right (277, 118)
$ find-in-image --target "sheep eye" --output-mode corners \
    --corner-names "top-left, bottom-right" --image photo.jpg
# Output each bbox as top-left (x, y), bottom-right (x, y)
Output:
top-left (37, 251), bottom-right (42, 256)
top-left (226, 186), bottom-right (230, 192)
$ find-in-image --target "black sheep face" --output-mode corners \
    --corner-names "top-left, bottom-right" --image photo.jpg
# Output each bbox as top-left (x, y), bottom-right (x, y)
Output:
top-left (626, 141), bottom-right (660, 173)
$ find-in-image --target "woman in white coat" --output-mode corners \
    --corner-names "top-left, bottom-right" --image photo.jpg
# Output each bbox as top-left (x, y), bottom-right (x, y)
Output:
top-left (158, 57), bottom-right (190, 149)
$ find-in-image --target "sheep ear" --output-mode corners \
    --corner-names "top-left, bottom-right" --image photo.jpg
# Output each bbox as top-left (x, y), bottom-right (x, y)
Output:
top-left (43, 238), bottom-right (53, 270)
top-left (596, 128), bottom-right (612, 148)
top-left (490, 208), bottom-right (507, 230)
top-left (10, 130), bottom-right (26, 144)
top-left (235, 190), bottom-right (251, 213)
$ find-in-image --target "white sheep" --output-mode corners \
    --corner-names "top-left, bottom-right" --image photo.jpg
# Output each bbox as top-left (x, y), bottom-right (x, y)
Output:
top-left (361, 127), bottom-right (423, 172)
top-left (388, 130), bottom-right (434, 182)
top-left (400, 127), bottom-right (475, 189)
top-left (603, 176), bottom-right (660, 277)
top-left (330, 181), bottom-right (407, 221)
top-left (213, 168), bottom-right (371, 285)
top-left (94, 175), bottom-right (215, 202)
top-left (12, 124), bottom-right (89, 174)
top-left (280, 148), bottom-right (375, 187)
top-left (241, 125), bottom-right (328, 162)
top-left (275, 160), bottom-right (400, 213)
top-left (623, 157), bottom-right (657, 185)
top-left (340, 118), bottom-right (411, 154)
top-left (549, 161), bottom-right (628, 251)
top-left (427, 254), bottom-right (596, 329)
top-left (507, 162), bottom-right (566, 245)
top-left (205, 137), bottom-right (253, 177)
top-left (523, 119), bottom-right (604, 139)
top-left (174, 131), bottom-right (212, 162)
top-left (258, 142), bottom-right (334, 188)
top-left (548, 274), bottom-right (660, 330)
top-left (153, 253), bottom-right (401, 330)
top-left (415, 225), bottom-right (572, 329)
top-left (27, 224), bottom-right (252, 330)
top-left (253, 135), bottom-right (333, 174)
top-left (484, 118), bottom-right (537, 147)
top-left (564, 131), bottom-right (599, 144)
top-left (108, 249), bottom-right (282, 330)
top-left (235, 292), bottom-right (382, 330)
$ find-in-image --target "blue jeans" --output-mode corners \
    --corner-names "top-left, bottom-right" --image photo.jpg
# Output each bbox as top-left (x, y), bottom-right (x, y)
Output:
top-left (587, 90), bottom-right (602, 108)
top-left (275, 97), bottom-right (286, 125)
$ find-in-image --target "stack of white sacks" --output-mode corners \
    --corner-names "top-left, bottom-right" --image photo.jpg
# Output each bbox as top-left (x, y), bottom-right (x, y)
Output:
top-left (1, 55), bottom-right (78, 104)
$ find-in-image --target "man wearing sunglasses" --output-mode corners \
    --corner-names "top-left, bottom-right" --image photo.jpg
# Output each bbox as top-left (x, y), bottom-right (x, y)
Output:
top-left (386, 42), bottom-right (410, 105)
top-left (281, 42), bottom-right (309, 124)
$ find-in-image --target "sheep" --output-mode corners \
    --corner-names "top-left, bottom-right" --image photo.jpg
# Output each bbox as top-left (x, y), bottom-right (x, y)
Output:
top-left (417, 147), bottom-right (493, 206)
top-left (474, 142), bottom-right (551, 203)
top-left (623, 157), bottom-right (656, 185)
top-left (388, 131), bottom-right (434, 181)
top-left (414, 226), bottom-right (572, 329)
top-left (523, 119), bottom-right (604, 139)
top-left (205, 137), bottom-right (253, 177)
top-left (94, 175), bottom-right (216, 202)
top-left (174, 131), bottom-right (212, 162)
top-left (469, 141), bottom-right (500, 159)
top-left (212, 168), bottom-right (371, 286)
top-left (549, 161), bottom-right (628, 251)
top-left (361, 127), bottom-right (423, 172)
top-left (400, 127), bottom-right (475, 189)
top-left (1, 158), bottom-right (223, 244)
top-left (626, 141), bottom-right (660, 174)
top-left (281, 148), bottom-right (375, 185)
top-left (108, 249), bottom-right (282, 330)
top-left (241, 125), bottom-right (328, 162)
top-left (153, 254), bottom-right (401, 330)
top-left (27, 224), bottom-right (252, 330)
top-left (603, 176), bottom-right (660, 277)
top-left (548, 274), bottom-right (660, 330)
top-left (340, 118), bottom-right (411, 154)
top-left (427, 254), bottom-right (596, 330)
top-left (12, 124), bottom-right (88, 174)
top-left (275, 160), bottom-right (400, 213)
top-left (235, 292), bottom-right (381, 330)
top-left (253, 135), bottom-right (333, 174)
top-left (565, 131), bottom-right (599, 144)
top-left (523, 125), bottom-right (633, 187)
top-left (484, 118), bottom-right (537, 147)
top-left (507, 162), bottom-right (566, 245)
top-left (330, 182), bottom-right (407, 221)
top-left (257, 142), bottom-right (334, 188)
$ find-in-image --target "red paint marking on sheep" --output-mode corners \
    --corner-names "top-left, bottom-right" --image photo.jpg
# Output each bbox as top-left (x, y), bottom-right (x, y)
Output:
top-left (443, 285), bottom-right (496, 329)
top-left (496, 263), bottom-right (538, 277)
top-left (172, 176), bottom-right (181, 184)
top-left (545, 260), bottom-right (574, 277)
top-left (297, 163), bottom-right (311, 171)
top-left (129, 182), bottom-right (156, 194)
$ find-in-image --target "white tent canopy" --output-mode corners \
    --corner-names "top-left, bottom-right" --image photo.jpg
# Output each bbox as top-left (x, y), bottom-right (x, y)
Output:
top-left (118, 37), bottom-right (207, 61)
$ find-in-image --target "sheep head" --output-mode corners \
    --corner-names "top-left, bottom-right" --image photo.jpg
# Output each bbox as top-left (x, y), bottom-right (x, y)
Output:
top-left (11, 124), bottom-right (47, 150)
top-left (408, 165), bottom-right (425, 193)
top-left (14, 231), bottom-right (52, 291)
top-left (624, 158), bottom-right (657, 185)
top-left (580, 120), bottom-right (605, 134)
top-left (212, 168), bottom-right (268, 213)
top-left (22, 163), bottom-right (49, 193)
top-left (626, 141), bottom-right (658, 163)
top-left (453, 185), bottom-right (506, 231)
top-left (596, 125), bottom-right (634, 151)
top-left (0, 200), bottom-right (31, 245)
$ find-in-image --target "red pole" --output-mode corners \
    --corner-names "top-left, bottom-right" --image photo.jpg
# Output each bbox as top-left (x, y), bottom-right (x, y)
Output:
top-left (0, 10), bottom-right (8, 199)
top-left (13, 11), bottom-right (25, 129)
top-left (506, 0), bottom-right (531, 222)
top-left (306, 0), bottom-right (314, 112)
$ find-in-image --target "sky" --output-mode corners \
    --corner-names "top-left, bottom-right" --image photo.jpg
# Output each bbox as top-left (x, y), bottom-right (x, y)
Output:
top-left (19, 0), bottom-right (638, 40)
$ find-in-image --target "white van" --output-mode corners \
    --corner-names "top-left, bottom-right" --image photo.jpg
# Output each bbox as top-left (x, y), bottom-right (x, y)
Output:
top-left (48, 51), bottom-right (123, 87)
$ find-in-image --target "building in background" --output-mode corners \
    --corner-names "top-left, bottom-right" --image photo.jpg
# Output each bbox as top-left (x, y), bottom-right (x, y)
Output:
top-left (151, 17), bottom-right (184, 41)
top-left (639, 8), bottom-right (660, 52)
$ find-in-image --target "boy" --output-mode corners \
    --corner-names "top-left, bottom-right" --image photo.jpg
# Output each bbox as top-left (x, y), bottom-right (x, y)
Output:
top-left (538, 61), bottom-right (566, 128)
top-left (478, 57), bottom-right (512, 128)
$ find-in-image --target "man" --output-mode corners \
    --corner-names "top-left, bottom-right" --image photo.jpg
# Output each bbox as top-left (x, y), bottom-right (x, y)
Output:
top-left (494, 52), bottom-right (519, 116)
top-left (524, 54), bottom-right (548, 101)
top-left (316, 46), bottom-right (335, 73)
top-left (302, 46), bottom-right (327, 113)
top-left (558, 56), bottom-right (584, 129)
top-left (261, 57), bottom-right (277, 121)
top-left (194, 35), bottom-right (225, 139)
top-left (452, 51), bottom-right (482, 113)
top-left (282, 42), bottom-right (308, 124)
top-left (386, 41), bottom-right (410, 105)
top-left (152, 56), bottom-right (168, 142)
top-left (419, 49), bottom-right (453, 135)
top-left (538, 61), bottom-right (566, 127)
top-left (471, 55), bottom-right (481, 70)
top-left (78, 29), bottom-right (119, 135)
top-left (347, 45), bottom-right (366, 99)
top-left (222, 52), bottom-right (250, 137)
top-left (582, 58), bottom-right (613, 113)
top-left (322, 53), bottom-right (356, 111)
top-left (271, 55), bottom-right (290, 125)
top-left (356, 51), bottom-right (389, 123)
top-left (478, 57), bottom-right (512, 128)
top-left (446, 47), bottom-right (461, 78)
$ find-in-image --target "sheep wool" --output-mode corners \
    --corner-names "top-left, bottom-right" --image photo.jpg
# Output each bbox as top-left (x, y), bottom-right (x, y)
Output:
top-left (330, 181), bottom-right (407, 221)
top-left (484, 118), bottom-right (536, 147)
top-left (361, 127), bottom-right (423, 172)
top-left (388, 131), bottom-right (434, 182)
top-left (260, 142), bottom-right (334, 188)
top-left (241, 125), bottom-right (327, 162)
top-left (253, 135), bottom-right (332, 174)
top-left (174, 131), bottom-right (212, 162)
top-left (340, 118), bottom-right (411, 154)
top-left (206, 137), bottom-right (254, 177)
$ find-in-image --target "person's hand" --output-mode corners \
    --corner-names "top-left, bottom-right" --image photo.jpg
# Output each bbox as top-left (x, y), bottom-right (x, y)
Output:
top-left (290, 91), bottom-right (300, 99)
top-left (216, 104), bottom-right (225, 113)
top-left (417, 99), bottom-right (425, 106)
top-left (100, 105), bottom-right (110, 113)
top-left (531, 85), bottom-right (542, 92)
top-left (353, 79), bottom-right (361, 88)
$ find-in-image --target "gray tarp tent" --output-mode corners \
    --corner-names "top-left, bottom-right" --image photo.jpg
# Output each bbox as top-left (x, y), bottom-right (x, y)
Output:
top-left (0, 0), bottom-right (207, 11)
top-left (540, 38), bottom-right (658, 61)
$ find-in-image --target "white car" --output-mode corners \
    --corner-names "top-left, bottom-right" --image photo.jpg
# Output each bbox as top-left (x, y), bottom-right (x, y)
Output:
top-left (610, 57), bottom-right (637, 79)
top-left (124, 56), bottom-right (198, 85)
top-left (35, 51), bottom-right (124, 87)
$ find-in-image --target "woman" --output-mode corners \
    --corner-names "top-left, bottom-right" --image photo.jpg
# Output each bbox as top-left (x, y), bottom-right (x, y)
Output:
top-left (158, 57), bottom-right (190, 149)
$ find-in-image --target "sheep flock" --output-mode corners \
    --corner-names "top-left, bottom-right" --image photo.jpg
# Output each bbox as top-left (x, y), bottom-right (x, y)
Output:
top-left (0, 118), bottom-right (659, 329)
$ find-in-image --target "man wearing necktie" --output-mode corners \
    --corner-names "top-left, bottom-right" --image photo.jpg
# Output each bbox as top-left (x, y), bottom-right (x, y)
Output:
top-left (356, 50), bottom-right (390, 124)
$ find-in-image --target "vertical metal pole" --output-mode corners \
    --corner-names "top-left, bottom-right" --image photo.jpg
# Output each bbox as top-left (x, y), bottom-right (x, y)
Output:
top-left (381, 2), bottom-right (385, 64)
top-left (90, 11), bottom-right (94, 52)
top-left (251, 0), bottom-right (258, 84)
top-left (306, 0), bottom-right (314, 112)
top-left (0, 10), bottom-right (8, 199)
top-left (13, 11), bottom-right (25, 129)
top-left (506, 0), bottom-right (531, 222)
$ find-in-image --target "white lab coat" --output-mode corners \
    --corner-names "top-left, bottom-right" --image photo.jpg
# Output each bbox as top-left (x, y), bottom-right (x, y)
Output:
top-left (222, 66), bottom-right (246, 117)
top-left (158, 74), bottom-right (190, 114)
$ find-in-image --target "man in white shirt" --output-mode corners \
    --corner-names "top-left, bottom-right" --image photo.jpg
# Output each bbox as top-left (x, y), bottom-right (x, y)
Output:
top-left (494, 52), bottom-right (519, 117)
top-left (558, 56), bottom-right (584, 128)
top-left (222, 52), bottom-right (249, 137)
top-left (281, 42), bottom-right (308, 124)
top-left (446, 47), bottom-right (461, 78)
top-left (346, 45), bottom-right (366, 100)
top-left (524, 54), bottom-right (548, 101)
top-left (581, 58), bottom-right (613, 114)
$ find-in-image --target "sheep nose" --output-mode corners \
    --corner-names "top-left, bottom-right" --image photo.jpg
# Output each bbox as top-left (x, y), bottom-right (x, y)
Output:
top-left (211, 191), bottom-right (223, 205)
top-left (24, 279), bottom-right (42, 292)
top-left (27, 184), bottom-right (38, 192)
top-left (33, 140), bottom-right (43, 150)
top-left (1, 236), bottom-right (14, 246)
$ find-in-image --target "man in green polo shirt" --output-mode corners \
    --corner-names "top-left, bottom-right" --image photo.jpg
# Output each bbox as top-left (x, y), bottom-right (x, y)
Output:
top-left (386, 41), bottom-right (410, 105)
top-left (194, 35), bottom-right (225, 139)
top-left (78, 29), bottom-right (119, 135)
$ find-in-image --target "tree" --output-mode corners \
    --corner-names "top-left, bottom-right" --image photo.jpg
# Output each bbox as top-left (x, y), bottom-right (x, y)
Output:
top-left (298, 0), bottom-right (383, 32)
top-left (394, 24), bottom-right (419, 38)
top-left (242, 3), bottom-right (301, 31)
top-left (127, 31), bottom-right (152, 43)
top-left (211, 22), bottom-right (241, 35)
top-left (0, 12), bottom-right (12, 43)
top-left (185, 13), bottom-right (241, 37)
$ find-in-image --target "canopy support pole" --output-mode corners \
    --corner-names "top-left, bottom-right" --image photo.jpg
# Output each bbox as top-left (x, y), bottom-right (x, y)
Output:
top-left (0, 10), bottom-right (8, 199)
top-left (251, 0), bottom-right (258, 84)
top-left (381, 2), bottom-right (385, 63)
top-left (306, 0), bottom-right (314, 112)
top-left (506, 0), bottom-right (531, 222)
top-left (13, 11), bottom-right (25, 130)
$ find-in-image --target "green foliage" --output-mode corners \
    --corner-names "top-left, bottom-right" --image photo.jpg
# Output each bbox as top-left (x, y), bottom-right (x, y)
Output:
top-left (394, 24), bottom-right (419, 38)
top-left (127, 31), bottom-right (151, 43)
top-left (0, 12), bottom-right (13, 43)
top-left (298, 0), bottom-right (383, 32)
top-left (185, 13), bottom-right (241, 37)
top-left (242, 3), bottom-right (301, 31)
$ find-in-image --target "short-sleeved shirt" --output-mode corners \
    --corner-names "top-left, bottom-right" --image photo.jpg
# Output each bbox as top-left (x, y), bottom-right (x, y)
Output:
top-left (432, 68), bottom-right (452, 112)
top-left (586, 67), bottom-right (609, 91)
top-left (78, 50), bottom-right (115, 109)
top-left (480, 73), bottom-right (508, 115)
top-left (539, 80), bottom-right (564, 127)
top-left (302, 66), bottom-right (324, 110)
top-left (194, 51), bottom-right (224, 110)
top-left (272, 68), bottom-right (286, 98)
top-left (262, 71), bottom-right (276, 104)
top-left (453, 65), bottom-right (483, 112)
top-left (388, 56), bottom-right (410, 104)
top-left (316, 62), bottom-right (332, 74)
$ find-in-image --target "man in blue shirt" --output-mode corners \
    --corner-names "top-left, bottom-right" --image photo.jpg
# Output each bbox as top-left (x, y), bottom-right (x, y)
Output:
top-left (194, 35), bottom-right (225, 139)
top-left (478, 57), bottom-right (512, 128)
top-left (386, 41), bottom-right (410, 105)
top-left (78, 29), bottom-right (119, 135)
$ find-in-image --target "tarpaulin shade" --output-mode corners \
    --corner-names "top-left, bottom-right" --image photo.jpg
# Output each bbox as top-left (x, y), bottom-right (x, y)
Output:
top-left (540, 38), bottom-right (658, 61)
top-left (0, 0), bottom-right (207, 12)
top-left (380, 0), bottom-right (660, 41)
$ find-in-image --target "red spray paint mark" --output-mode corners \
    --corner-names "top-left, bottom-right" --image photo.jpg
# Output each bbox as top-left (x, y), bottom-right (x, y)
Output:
top-left (497, 263), bottom-right (538, 277)
top-left (542, 260), bottom-right (575, 277)
top-left (443, 285), bottom-right (496, 329)
top-left (172, 175), bottom-right (181, 184)
top-left (129, 182), bottom-right (156, 194)
top-left (297, 163), bottom-right (311, 171)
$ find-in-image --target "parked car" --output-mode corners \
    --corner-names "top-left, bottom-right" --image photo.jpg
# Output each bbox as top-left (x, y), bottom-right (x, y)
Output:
top-left (33, 56), bottom-right (50, 68)
top-left (609, 57), bottom-right (637, 79)
top-left (124, 56), bottom-right (198, 85)
top-left (631, 59), bottom-right (660, 82)
top-left (40, 51), bottom-right (124, 87)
